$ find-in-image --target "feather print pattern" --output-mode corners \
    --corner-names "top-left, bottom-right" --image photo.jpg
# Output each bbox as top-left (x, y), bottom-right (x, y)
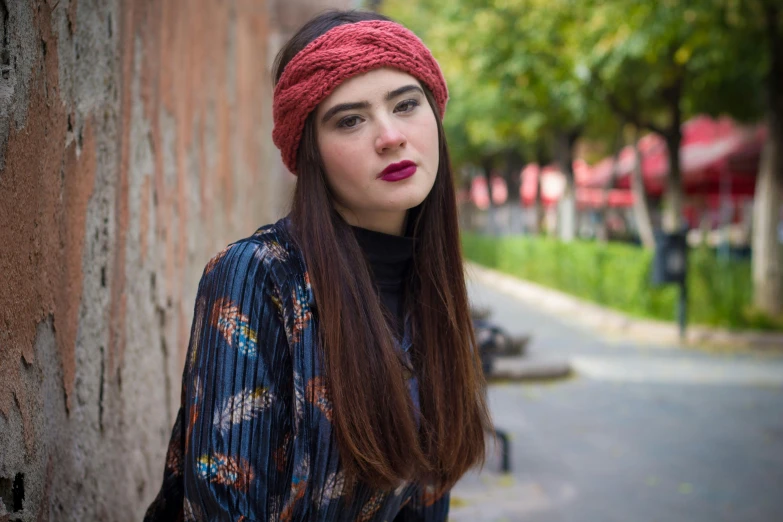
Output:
top-left (268, 496), bottom-right (282, 522)
top-left (273, 432), bottom-right (292, 472)
top-left (210, 298), bottom-right (259, 356)
top-left (312, 470), bottom-right (345, 509)
top-left (254, 238), bottom-right (288, 263)
top-left (356, 491), bottom-right (386, 522)
top-left (196, 453), bottom-right (256, 492)
top-left (143, 218), bottom-right (449, 522)
top-left (213, 387), bottom-right (275, 432)
top-left (183, 498), bottom-right (205, 522)
top-left (204, 244), bottom-right (234, 275)
top-left (290, 280), bottom-right (312, 344)
top-left (185, 374), bottom-right (203, 456)
top-left (280, 456), bottom-right (310, 522)
top-left (305, 376), bottom-right (333, 421)
top-left (189, 297), bottom-right (207, 370)
top-left (270, 292), bottom-right (284, 318)
top-left (293, 371), bottom-right (305, 435)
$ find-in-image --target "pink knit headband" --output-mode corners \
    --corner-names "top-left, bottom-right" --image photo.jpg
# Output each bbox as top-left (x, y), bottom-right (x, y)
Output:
top-left (272, 20), bottom-right (449, 175)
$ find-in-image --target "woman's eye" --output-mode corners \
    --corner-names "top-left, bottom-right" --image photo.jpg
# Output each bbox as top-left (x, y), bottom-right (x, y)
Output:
top-left (395, 99), bottom-right (419, 113)
top-left (337, 116), bottom-right (361, 128)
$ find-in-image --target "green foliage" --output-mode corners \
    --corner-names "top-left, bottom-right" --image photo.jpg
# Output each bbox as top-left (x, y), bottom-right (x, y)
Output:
top-left (382, 0), bottom-right (595, 168)
top-left (461, 233), bottom-right (783, 331)
top-left (381, 0), bottom-right (769, 167)
top-left (579, 0), bottom-right (766, 130)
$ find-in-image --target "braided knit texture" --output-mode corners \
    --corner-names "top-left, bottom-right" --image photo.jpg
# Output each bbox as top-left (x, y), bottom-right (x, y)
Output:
top-left (272, 20), bottom-right (449, 175)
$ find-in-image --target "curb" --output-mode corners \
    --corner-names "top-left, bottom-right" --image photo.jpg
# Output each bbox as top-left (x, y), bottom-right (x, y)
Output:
top-left (489, 356), bottom-right (572, 381)
top-left (466, 262), bottom-right (783, 351)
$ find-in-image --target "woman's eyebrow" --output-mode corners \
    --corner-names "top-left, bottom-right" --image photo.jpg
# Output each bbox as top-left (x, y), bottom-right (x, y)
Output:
top-left (321, 101), bottom-right (370, 124)
top-left (320, 85), bottom-right (424, 124)
top-left (386, 84), bottom-right (424, 100)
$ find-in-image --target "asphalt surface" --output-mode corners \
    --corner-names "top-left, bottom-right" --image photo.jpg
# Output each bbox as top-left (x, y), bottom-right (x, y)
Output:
top-left (449, 278), bottom-right (783, 522)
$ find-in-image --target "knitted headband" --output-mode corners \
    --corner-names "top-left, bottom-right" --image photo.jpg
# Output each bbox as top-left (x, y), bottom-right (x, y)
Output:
top-left (272, 20), bottom-right (449, 175)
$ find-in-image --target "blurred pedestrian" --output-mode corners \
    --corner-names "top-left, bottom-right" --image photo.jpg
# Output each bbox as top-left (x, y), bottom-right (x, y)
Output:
top-left (144, 9), bottom-right (491, 521)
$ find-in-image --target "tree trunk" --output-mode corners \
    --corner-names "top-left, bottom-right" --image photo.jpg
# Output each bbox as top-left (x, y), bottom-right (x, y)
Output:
top-left (597, 128), bottom-right (625, 242)
top-left (661, 77), bottom-right (685, 233)
top-left (532, 143), bottom-right (549, 235)
top-left (752, 2), bottom-right (783, 316)
top-left (631, 127), bottom-right (656, 249)
top-left (533, 170), bottom-right (545, 235)
top-left (502, 148), bottom-right (525, 201)
top-left (555, 130), bottom-right (580, 242)
top-left (481, 157), bottom-right (499, 234)
top-left (662, 127), bottom-right (685, 232)
top-left (501, 148), bottom-right (524, 234)
top-left (481, 157), bottom-right (495, 208)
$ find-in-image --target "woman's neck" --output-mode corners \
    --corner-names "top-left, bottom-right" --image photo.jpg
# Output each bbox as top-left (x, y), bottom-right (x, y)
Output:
top-left (350, 225), bottom-right (414, 338)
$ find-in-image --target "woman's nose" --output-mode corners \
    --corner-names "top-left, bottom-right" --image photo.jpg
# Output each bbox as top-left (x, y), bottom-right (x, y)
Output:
top-left (375, 120), bottom-right (407, 153)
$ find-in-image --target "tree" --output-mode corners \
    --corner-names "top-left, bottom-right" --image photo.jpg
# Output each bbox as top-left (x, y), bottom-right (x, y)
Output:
top-left (581, 0), bottom-right (779, 315)
top-left (745, 1), bottom-right (782, 316)
top-left (381, 0), bottom-right (780, 315)
top-left (408, 0), bottom-right (595, 240)
top-left (580, 1), bottom-right (762, 233)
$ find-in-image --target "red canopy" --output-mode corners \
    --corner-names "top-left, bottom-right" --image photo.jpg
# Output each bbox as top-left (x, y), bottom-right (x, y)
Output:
top-left (576, 188), bottom-right (635, 208)
top-left (518, 162), bottom-right (635, 209)
top-left (469, 116), bottom-right (763, 212)
top-left (520, 164), bottom-right (567, 207)
top-left (584, 115), bottom-right (764, 200)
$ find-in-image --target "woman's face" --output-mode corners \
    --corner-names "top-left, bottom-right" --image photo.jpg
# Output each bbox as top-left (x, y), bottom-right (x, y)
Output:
top-left (315, 68), bottom-right (440, 235)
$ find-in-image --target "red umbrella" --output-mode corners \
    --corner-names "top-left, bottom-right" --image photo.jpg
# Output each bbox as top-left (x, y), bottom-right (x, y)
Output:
top-left (584, 115), bottom-right (765, 200)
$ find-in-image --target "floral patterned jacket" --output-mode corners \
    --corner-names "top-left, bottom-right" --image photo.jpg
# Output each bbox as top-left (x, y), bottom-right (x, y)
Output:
top-left (143, 217), bottom-right (450, 521)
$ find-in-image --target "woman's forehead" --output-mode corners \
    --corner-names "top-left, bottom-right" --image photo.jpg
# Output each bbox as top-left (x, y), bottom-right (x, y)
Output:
top-left (318, 68), bottom-right (421, 108)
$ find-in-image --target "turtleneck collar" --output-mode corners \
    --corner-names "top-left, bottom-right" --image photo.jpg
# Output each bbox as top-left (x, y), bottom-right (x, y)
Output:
top-left (350, 226), bottom-right (414, 289)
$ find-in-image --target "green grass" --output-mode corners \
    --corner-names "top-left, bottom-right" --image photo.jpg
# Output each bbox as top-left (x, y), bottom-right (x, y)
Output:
top-left (461, 233), bottom-right (783, 332)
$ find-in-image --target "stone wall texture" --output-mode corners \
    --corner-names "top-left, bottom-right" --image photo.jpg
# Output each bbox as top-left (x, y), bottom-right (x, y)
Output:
top-left (0, 0), bottom-right (351, 520)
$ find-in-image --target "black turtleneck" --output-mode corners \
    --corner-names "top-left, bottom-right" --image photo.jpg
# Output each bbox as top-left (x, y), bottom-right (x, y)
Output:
top-left (351, 226), bottom-right (414, 337)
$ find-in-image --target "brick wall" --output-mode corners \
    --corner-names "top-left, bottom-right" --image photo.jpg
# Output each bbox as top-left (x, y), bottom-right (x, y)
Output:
top-left (0, 0), bottom-right (351, 520)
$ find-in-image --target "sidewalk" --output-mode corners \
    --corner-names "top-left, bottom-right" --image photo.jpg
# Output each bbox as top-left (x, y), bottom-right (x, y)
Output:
top-left (458, 269), bottom-right (783, 522)
top-left (467, 262), bottom-right (783, 352)
top-left (489, 356), bottom-right (572, 381)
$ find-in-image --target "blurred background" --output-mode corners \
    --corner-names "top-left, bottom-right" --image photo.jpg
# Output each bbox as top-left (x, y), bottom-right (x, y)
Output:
top-left (374, 1), bottom-right (783, 521)
top-left (0, 0), bottom-right (781, 521)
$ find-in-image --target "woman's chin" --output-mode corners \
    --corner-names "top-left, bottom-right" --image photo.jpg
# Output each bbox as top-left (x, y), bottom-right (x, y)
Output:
top-left (379, 185), bottom-right (432, 210)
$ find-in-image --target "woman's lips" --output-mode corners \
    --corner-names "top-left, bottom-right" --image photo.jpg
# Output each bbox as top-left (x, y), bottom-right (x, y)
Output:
top-left (379, 160), bottom-right (417, 182)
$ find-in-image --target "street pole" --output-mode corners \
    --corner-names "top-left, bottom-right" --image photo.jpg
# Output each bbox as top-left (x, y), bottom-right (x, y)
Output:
top-left (677, 278), bottom-right (687, 341)
top-left (652, 229), bottom-right (689, 342)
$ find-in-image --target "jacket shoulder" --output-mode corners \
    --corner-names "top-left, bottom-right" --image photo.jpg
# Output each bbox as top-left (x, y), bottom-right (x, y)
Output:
top-left (201, 218), bottom-right (306, 297)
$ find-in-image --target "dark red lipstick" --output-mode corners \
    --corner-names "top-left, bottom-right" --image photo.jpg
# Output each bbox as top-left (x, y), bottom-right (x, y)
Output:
top-left (379, 160), bottom-right (417, 182)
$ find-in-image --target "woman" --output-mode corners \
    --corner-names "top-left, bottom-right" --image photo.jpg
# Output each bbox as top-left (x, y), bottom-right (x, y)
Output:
top-left (144, 9), bottom-right (491, 521)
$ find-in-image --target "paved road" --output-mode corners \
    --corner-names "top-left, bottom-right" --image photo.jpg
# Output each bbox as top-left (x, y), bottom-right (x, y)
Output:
top-left (449, 278), bottom-right (783, 522)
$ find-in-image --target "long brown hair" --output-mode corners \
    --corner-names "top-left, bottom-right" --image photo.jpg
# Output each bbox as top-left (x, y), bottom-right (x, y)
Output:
top-left (274, 10), bottom-right (491, 491)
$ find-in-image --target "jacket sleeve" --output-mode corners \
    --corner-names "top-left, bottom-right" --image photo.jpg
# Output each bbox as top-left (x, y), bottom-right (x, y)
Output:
top-left (181, 240), bottom-right (296, 521)
top-left (393, 485), bottom-right (450, 522)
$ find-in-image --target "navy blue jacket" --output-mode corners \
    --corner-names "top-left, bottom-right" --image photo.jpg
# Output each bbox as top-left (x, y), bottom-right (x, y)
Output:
top-left (144, 217), bottom-right (450, 521)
